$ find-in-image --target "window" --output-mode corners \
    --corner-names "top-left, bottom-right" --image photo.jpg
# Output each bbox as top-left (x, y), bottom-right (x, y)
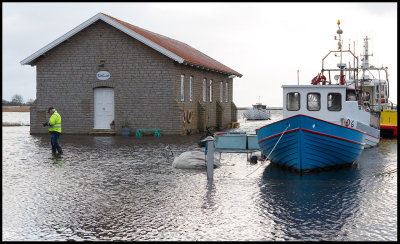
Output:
top-left (376, 84), bottom-right (386, 103)
top-left (209, 79), bottom-right (213, 102)
top-left (328, 93), bottom-right (342, 111)
top-left (286, 92), bottom-right (300, 111)
top-left (225, 82), bottom-right (228, 103)
top-left (220, 81), bottom-right (223, 102)
top-left (203, 78), bottom-right (207, 102)
top-left (346, 90), bottom-right (357, 101)
top-left (180, 75), bottom-right (185, 102)
top-left (307, 93), bottom-right (320, 111)
top-left (365, 91), bottom-right (370, 101)
top-left (189, 76), bottom-right (193, 102)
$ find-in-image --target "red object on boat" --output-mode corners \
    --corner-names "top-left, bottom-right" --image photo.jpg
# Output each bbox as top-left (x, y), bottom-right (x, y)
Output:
top-left (311, 73), bottom-right (321, 85)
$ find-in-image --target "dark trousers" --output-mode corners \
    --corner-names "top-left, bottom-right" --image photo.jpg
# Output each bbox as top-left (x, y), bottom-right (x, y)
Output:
top-left (50, 131), bottom-right (62, 153)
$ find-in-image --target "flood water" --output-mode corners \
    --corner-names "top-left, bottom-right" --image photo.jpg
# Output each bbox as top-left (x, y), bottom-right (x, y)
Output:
top-left (2, 110), bottom-right (397, 241)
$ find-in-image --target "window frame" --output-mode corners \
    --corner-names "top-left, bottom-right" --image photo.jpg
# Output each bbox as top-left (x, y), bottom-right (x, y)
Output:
top-left (327, 93), bottom-right (342, 111)
top-left (220, 81), bottom-right (223, 103)
top-left (180, 74), bottom-right (185, 102)
top-left (189, 76), bottom-right (193, 102)
top-left (209, 79), bottom-right (213, 102)
top-left (307, 92), bottom-right (321, 111)
top-left (286, 92), bottom-right (300, 111)
top-left (203, 78), bottom-right (207, 102)
top-left (346, 89), bottom-right (357, 101)
top-left (225, 82), bottom-right (229, 103)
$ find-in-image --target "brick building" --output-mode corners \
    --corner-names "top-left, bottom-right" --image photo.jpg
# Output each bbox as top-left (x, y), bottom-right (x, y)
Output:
top-left (21, 13), bottom-right (242, 135)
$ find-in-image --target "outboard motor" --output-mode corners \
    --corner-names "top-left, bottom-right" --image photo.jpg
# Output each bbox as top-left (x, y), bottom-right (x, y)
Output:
top-left (250, 155), bottom-right (258, 164)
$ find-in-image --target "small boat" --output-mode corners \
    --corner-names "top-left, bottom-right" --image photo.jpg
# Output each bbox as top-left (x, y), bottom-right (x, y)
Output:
top-left (256, 20), bottom-right (391, 173)
top-left (243, 103), bottom-right (271, 120)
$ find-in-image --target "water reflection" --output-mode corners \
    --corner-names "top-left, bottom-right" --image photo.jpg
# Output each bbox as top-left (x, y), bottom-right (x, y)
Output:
top-left (3, 114), bottom-right (397, 241)
top-left (259, 165), bottom-right (362, 241)
top-left (203, 181), bottom-right (217, 210)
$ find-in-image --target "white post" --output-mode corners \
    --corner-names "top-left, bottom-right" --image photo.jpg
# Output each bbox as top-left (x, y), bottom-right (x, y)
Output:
top-left (206, 138), bottom-right (215, 180)
top-left (297, 69), bottom-right (299, 85)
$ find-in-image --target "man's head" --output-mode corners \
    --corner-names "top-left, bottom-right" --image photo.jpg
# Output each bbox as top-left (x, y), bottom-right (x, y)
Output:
top-left (48, 107), bottom-right (55, 115)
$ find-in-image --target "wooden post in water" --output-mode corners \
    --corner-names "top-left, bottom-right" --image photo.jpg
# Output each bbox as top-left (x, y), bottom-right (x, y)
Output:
top-left (205, 138), bottom-right (215, 180)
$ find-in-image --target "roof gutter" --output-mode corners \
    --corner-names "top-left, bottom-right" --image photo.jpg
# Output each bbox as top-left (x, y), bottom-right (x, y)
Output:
top-left (183, 61), bottom-right (242, 78)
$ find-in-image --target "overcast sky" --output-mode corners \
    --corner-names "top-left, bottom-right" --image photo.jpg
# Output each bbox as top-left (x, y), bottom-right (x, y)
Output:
top-left (3, 2), bottom-right (397, 107)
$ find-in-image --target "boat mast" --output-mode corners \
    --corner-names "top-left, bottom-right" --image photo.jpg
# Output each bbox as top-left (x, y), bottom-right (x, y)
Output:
top-left (360, 36), bottom-right (373, 83)
top-left (321, 20), bottom-right (358, 86)
top-left (359, 36), bottom-right (373, 106)
top-left (336, 20), bottom-right (345, 85)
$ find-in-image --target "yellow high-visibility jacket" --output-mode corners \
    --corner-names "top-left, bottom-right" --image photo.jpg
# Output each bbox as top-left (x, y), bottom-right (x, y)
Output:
top-left (48, 110), bottom-right (62, 133)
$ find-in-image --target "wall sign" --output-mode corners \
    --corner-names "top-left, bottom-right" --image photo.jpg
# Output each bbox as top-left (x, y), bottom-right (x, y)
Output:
top-left (96, 71), bottom-right (111, 80)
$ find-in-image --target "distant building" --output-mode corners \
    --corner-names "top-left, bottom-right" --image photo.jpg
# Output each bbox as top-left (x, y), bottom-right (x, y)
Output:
top-left (21, 13), bottom-right (242, 135)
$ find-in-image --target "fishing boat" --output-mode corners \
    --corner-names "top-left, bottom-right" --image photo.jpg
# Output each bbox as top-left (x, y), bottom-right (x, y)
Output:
top-left (243, 103), bottom-right (271, 120)
top-left (380, 107), bottom-right (397, 137)
top-left (379, 99), bottom-right (397, 138)
top-left (256, 20), bottom-right (391, 173)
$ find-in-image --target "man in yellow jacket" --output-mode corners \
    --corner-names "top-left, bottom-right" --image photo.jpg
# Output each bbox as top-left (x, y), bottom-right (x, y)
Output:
top-left (43, 107), bottom-right (63, 155)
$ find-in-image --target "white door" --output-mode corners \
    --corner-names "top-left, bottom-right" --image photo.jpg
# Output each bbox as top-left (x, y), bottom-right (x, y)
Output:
top-left (94, 88), bottom-right (114, 129)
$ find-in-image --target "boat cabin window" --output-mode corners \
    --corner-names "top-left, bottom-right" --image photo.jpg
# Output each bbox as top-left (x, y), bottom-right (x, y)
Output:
top-left (307, 93), bottom-right (320, 111)
top-left (327, 93), bottom-right (342, 111)
top-left (365, 91), bottom-right (370, 102)
top-left (286, 92), bottom-right (300, 111)
top-left (375, 84), bottom-right (387, 103)
top-left (346, 90), bottom-right (357, 101)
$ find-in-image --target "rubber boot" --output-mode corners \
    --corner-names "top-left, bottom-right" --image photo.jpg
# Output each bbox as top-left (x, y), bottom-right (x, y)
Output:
top-left (57, 147), bottom-right (63, 155)
top-left (52, 147), bottom-right (57, 155)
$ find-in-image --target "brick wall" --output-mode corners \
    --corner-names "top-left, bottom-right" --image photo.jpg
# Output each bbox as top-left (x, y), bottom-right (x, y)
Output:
top-left (30, 20), bottom-right (235, 135)
top-left (172, 64), bottom-right (234, 134)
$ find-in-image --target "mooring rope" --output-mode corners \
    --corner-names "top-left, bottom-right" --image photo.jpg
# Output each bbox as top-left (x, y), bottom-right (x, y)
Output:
top-left (246, 124), bottom-right (290, 177)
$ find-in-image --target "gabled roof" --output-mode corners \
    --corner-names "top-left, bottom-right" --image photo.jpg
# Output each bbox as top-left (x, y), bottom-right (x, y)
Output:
top-left (20, 13), bottom-right (242, 77)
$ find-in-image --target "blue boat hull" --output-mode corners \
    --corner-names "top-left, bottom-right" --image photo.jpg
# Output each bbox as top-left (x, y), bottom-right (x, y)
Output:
top-left (256, 115), bottom-right (366, 172)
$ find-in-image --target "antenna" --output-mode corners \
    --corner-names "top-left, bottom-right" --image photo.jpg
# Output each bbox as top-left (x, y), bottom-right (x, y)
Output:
top-left (297, 69), bottom-right (299, 85)
top-left (361, 36), bottom-right (374, 81)
top-left (337, 20), bottom-right (343, 51)
top-left (336, 20), bottom-right (345, 85)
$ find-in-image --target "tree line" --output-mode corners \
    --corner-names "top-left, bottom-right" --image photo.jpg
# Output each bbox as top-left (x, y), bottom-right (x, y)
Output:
top-left (2, 94), bottom-right (35, 106)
